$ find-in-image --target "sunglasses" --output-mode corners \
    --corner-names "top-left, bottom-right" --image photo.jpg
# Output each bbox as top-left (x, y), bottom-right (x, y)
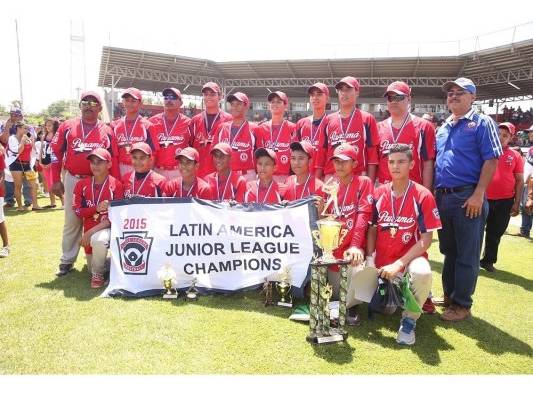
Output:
top-left (447, 91), bottom-right (469, 97)
top-left (80, 100), bottom-right (99, 107)
top-left (387, 95), bottom-right (406, 102)
top-left (164, 95), bottom-right (179, 101)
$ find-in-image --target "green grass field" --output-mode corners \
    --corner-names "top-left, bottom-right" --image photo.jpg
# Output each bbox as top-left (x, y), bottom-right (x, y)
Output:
top-left (1, 200), bottom-right (532, 374)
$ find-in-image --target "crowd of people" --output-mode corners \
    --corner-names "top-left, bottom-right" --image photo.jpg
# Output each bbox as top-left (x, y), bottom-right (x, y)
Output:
top-left (1, 76), bottom-right (532, 347)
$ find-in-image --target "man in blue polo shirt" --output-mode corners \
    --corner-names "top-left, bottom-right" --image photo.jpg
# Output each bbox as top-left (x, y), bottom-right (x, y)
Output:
top-left (433, 77), bottom-right (502, 322)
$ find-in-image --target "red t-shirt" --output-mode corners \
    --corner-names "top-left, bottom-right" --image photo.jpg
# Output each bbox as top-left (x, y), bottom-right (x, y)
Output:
top-left (212, 121), bottom-right (262, 172)
top-left (122, 170), bottom-right (166, 198)
top-left (324, 110), bottom-right (379, 175)
top-left (72, 175), bottom-right (124, 253)
top-left (244, 180), bottom-right (285, 204)
top-left (294, 115), bottom-right (329, 175)
top-left (0, 148), bottom-right (5, 197)
top-left (162, 176), bottom-right (213, 199)
top-left (112, 116), bottom-right (154, 165)
top-left (190, 110), bottom-right (233, 177)
top-left (283, 175), bottom-right (325, 201)
top-left (376, 115), bottom-right (436, 185)
top-left (18, 140), bottom-right (33, 162)
top-left (486, 147), bottom-right (524, 200)
top-left (148, 112), bottom-right (192, 170)
top-left (204, 171), bottom-right (246, 202)
top-left (257, 120), bottom-right (296, 176)
top-left (371, 182), bottom-right (442, 268)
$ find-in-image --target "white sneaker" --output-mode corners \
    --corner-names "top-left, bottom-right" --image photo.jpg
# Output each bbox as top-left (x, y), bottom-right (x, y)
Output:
top-left (0, 246), bottom-right (10, 258)
top-left (396, 317), bottom-right (416, 345)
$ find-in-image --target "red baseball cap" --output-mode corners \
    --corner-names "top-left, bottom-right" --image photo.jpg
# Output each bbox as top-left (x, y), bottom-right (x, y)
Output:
top-left (202, 82), bottom-right (221, 95)
top-left (383, 81), bottom-right (411, 97)
top-left (226, 92), bottom-right (250, 107)
top-left (254, 147), bottom-right (277, 163)
top-left (176, 146), bottom-right (199, 162)
top-left (499, 122), bottom-right (516, 135)
top-left (290, 140), bottom-right (314, 158)
top-left (130, 142), bottom-right (152, 156)
top-left (162, 87), bottom-right (182, 100)
top-left (307, 82), bottom-right (330, 96)
top-left (121, 87), bottom-right (142, 101)
top-left (80, 91), bottom-right (102, 105)
top-left (330, 143), bottom-right (358, 161)
top-left (267, 91), bottom-right (288, 105)
top-left (335, 76), bottom-right (360, 91)
top-left (210, 142), bottom-right (232, 156)
top-left (87, 148), bottom-right (111, 162)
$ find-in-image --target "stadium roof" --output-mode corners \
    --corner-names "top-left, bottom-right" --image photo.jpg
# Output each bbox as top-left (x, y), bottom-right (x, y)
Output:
top-left (98, 39), bottom-right (533, 102)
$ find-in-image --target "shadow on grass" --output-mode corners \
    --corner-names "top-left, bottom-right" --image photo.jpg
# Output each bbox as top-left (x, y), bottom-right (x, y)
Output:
top-left (35, 265), bottom-right (102, 301)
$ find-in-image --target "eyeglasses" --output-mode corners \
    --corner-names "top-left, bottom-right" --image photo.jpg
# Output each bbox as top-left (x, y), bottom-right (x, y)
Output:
top-left (447, 91), bottom-right (469, 98)
top-left (80, 100), bottom-right (99, 107)
top-left (163, 95), bottom-right (179, 101)
top-left (386, 95), bottom-right (406, 102)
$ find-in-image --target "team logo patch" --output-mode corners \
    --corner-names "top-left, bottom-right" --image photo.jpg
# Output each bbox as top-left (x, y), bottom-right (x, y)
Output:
top-left (505, 155), bottom-right (514, 165)
top-left (346, 219), bottom-right (354, 230)
top-left (402, 232), bottom-right (412, 244)
top-left (432, 208), bottom-right (440, 219)
top-left (281, 155), bottom-right (288, 164)
top-left (116, 231), bottom-right (153, 275)
top-left (240, 153), bottom-right (248, 162)
top-left (467, 121), bottom-right (476, 129)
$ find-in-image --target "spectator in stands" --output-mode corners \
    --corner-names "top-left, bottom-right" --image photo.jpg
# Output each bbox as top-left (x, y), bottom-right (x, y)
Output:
top-left (433, 78), bottom-right (502, 322)
top-left (481, 123), bottom-right (523, 272)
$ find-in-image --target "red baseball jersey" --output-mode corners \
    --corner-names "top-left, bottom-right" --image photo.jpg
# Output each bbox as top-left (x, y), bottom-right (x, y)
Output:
top-left (294, 115), bottom-right (329, 174)
top-left (72, 175), bottom-right (124, 253)
top-left (283, 175), bottom-right (325, 201)
top-left (148, 112), bottom-right (192, 169)
top-left (0, 148), bottom-right (5, 197)
top-left (324, 110), bottom-right (379, 175)
top-left (376, 115), bottom-right (436, 185)
top-left (51, 118), bottom-right (119, 182)
top-left (257, 120), bottom-right (296, 175)
top-left (162, 177), bottom-right (213, 199)
top-left (112, 116), bottom-right (154, 165)
top-left (244, 180), bottom-right (285, 204)
top-left (122, 170), bottom-right (166, 198)
top-left (212, 121), bottom-right (262, 172)
top-left (486, 147), bottom-right (524, 200)
top-left (371, 181), bottom-right (441, 268)
top-left (190, 110), bottom-right (233, 177)
top-left (204, 171), bottom-right (246, 202)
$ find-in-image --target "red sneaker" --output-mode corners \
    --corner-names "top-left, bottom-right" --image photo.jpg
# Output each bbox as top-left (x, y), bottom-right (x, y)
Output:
top-left (422, 297), bottom-right (436, 314)
top-left (91, 273), bottom-right (105, 289)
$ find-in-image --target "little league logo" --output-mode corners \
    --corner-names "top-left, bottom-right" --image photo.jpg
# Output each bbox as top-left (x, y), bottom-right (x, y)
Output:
top-left (401, 232), bottom-right (412, 244)
top-left (116, 231), bottom-right (153, 275)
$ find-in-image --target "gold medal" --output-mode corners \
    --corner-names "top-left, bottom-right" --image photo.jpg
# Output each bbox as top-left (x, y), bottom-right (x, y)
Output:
top-left (93, 213), bottom-right (99, 221)
top-left (125, 144), bottom-right (131, 154)
top-left (390, 226), bottom-right (397, 238)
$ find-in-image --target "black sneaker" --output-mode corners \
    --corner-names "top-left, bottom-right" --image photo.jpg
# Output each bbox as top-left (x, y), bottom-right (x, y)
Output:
top-left (56, 264), bottom-right (73, 277)
top-left (480, 261), bottom-right (496, 273)
top-left (346, 306), bottom-right (362, 326)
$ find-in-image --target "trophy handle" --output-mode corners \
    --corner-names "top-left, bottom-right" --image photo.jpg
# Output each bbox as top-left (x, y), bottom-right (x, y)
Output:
top-left (311, 230), bottom-right (321, 248)
top-left (338, 228), bottom-right (349, 247)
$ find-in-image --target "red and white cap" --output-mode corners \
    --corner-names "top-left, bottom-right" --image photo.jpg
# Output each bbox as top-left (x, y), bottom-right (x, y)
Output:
top-left (211, 142), bottom-right (232, 156)
top-left (499, 122), bottom-right (516, 135)
top-left (307, 82), bottom-right (330, 96)
top-left (202, 82), bottom-right (221, 95)
top-left (330, 143), bottom-right (358, 161)
top-left (254, 147), bottom-right (277, 163)
top-left (80, 91), bottom-right (102, 105)
top-left (121, 87), bottom-right (142, 101)
top-left (162, 87), bottom-right (182, 100)
top-left (267, 91), bottom-right (288, 105)
top-left (290, 140), bottom-right (314, 158)
top-left (87, 148), bottom-right (111, 162)
top-left (335, 76), bottom-right (360, 91)
top-left (383, 81), bottom-right (411, 97)
top-left (226, 92), bottom-right (250, 107)
top-left (176, 146), bottom-right (199, 162)
top-left (130, 142), bottom-right (152, 156)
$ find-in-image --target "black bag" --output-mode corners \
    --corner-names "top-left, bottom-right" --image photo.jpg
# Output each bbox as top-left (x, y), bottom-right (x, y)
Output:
top-left (368, 278), bottom-right (404, 317)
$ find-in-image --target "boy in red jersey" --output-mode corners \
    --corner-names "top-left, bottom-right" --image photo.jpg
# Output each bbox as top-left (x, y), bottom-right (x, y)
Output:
top-left (203, 142), bottom-right (246, 202)
top-left (244, 148), bottom-right (284, 204)
top-left (73, 148), bottom-right (124, 288)
top-left (122, 142), bottom-right (166, 198)
top-left (365, 143), bottom-right (441, 345)
top-left (163, 147), bottom-right (213, 199)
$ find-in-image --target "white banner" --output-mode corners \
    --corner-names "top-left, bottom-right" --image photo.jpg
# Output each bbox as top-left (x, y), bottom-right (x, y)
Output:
top-left (102, 197), bottom-right (317, 297)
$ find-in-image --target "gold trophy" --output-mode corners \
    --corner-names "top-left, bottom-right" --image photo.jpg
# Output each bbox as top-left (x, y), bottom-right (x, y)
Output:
top-left (157, 263), bottom-right (178, 299)
top-left (312, 219), bottom-right (348, 263)
top-left (276, 266), bottom-right (293, 308)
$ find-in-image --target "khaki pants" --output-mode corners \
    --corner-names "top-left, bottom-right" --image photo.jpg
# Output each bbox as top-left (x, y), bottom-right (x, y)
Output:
top-left (60, 172), bottom-right (83, 266)
top-left (87, 228), bottom-right (111, 275)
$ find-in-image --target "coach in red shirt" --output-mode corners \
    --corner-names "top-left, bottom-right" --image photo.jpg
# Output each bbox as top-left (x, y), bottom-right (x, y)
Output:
top-left (51, 91), bottom-right (119, 277)
top-left (481, 122), bottom-right (524, 272)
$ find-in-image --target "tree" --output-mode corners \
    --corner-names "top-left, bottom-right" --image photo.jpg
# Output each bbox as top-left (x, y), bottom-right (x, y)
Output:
top-left (42, 99), bottom-right (80, 119)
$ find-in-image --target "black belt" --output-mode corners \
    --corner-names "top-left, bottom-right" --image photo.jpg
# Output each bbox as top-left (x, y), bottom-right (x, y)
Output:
top-left (436, 185), bottom-right (476, 194)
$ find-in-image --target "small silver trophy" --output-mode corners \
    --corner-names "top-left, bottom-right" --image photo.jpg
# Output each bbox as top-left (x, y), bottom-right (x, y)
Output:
top-left (185, 277), bottom-right (199, 301)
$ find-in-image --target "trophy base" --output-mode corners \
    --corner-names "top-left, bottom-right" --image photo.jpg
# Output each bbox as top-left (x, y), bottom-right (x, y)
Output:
top-left (163, 293), bottom-right (178, 299)
top-left (186, 293), bottom-right (198, 301)
top-left (306, 330), bottom-right (347, 345)
top-left (277, 301), bottom-right (293, 308)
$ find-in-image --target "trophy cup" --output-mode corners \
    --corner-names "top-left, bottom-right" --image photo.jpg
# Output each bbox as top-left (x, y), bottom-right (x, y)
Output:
top-left (157, 263), bottom-right (178, 299)
top-left (307, 179), bottom-right (350, 345)
top-left (276, 266), bottom-right (293, 308)
top-left (262, 278), bottom-right (273, 307)
top-left (185, 277), bottom-right (199, 301)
